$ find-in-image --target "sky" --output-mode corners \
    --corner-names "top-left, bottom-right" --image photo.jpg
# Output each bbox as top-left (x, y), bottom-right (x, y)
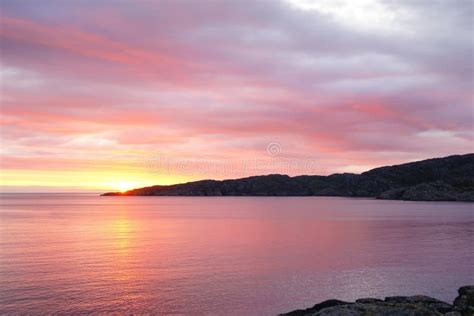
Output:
top-left (0, 0), bottom-right (473, 192)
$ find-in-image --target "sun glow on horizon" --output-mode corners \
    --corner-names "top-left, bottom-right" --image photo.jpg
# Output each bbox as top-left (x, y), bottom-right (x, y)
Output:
top-left (117, 181), bottom-right (137, 193)
top-left (0, 166), bottom-right (198, 192)
top-left (0, 0), bottom-right (471, 192)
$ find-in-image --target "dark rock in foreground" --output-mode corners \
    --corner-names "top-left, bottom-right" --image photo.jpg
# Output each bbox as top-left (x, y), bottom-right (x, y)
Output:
top-left (102, 154), bottom-right (474, 201)
top-left (281, 286), bottom-right (474, 315)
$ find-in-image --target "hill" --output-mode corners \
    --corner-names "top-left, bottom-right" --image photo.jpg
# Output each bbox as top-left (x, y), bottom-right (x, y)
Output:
top-left (102, 154), bottom-right (474, 201)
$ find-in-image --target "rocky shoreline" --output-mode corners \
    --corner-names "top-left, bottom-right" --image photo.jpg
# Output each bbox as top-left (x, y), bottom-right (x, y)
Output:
top-left (281, 286), bottom-right (474, 315)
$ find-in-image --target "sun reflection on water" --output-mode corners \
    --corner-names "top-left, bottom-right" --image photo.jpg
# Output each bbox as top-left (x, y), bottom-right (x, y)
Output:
top-left (106, 216), bottom-right (142, 284)
top-left (110, 217), bottom-right (135, 255)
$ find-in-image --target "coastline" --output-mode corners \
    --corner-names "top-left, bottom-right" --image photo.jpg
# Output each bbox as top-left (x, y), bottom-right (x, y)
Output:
top-left (100, 194), bottom-right (474, 202)
top-left (281, 286), bottom-right (474, 315)
top-left (101, 154), bottom-right (474, 201)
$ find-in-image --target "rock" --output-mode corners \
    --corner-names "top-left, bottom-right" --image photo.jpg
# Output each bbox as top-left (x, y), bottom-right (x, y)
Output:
top-left (458, 286), bottom-right (474, 296)
top-left (377, 187), bottom-right (406, 200)
top-left (400, 182), bottom-right (458, 201)
top-left (355, 298), bottom-right (383, 304)
top-left (384, 295), bottom-right (452, 313)
top-left (282, 286), bottom-right (474, 316)
top-left (457, 191), bottom-right (474, 202)
top-left (282, 299), bottom-right (351, 316)
top-left (453, 285), bottom-right (474, 315)
top-left (312, 302), bottom-right (440, 315)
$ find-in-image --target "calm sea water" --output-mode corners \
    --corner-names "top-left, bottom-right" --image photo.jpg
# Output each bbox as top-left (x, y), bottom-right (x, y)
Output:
top-left (0, 194), bottom-right (473, 315)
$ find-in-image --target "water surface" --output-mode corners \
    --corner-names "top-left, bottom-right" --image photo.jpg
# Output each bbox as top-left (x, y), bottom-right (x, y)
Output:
top-left (0, 194), bottom-right (473, 314)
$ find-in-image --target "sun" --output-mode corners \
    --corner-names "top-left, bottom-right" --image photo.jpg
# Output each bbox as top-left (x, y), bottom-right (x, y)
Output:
top-left (117, 181), bottom-right (135, 193)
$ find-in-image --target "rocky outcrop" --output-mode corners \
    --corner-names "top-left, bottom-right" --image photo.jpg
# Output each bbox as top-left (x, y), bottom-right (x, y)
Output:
top-left (453, 286), bottom-right (474, 315)
top-left (377, 182), bottom-right (474, 202)
top-left (281, 286), bottom-right (474, 316)
top-left (102, 154), bottom-right (474, 201)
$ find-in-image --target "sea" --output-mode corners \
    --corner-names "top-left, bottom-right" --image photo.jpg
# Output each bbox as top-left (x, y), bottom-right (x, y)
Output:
top-left (0, 193), bottom-right (473, 314)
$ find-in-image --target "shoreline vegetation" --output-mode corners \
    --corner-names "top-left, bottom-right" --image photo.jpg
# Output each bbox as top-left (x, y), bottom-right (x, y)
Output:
top-left (281, 285), bottom-right (474, 316)
top-left (102, 154), bottom-right (474, 201)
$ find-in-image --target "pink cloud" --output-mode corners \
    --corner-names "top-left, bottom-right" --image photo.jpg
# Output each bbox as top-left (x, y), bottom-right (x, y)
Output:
top-left (0, 0), bottom-right (472, 188)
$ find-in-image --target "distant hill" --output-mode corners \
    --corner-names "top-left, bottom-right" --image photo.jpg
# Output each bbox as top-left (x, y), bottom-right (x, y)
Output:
top-left (102, 154), bottom-right (474, 201)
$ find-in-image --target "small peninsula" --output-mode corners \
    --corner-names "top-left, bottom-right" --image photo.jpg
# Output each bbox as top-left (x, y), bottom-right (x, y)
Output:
top-left (102, 154), bottom-right (474, 201)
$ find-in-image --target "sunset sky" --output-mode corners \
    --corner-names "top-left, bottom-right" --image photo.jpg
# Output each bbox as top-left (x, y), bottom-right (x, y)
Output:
top-left (0, 0), bottom-right (473, 192)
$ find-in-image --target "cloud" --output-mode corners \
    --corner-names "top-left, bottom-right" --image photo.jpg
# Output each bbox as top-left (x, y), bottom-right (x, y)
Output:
top-left (0, 0), bottom-right (472, 188)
